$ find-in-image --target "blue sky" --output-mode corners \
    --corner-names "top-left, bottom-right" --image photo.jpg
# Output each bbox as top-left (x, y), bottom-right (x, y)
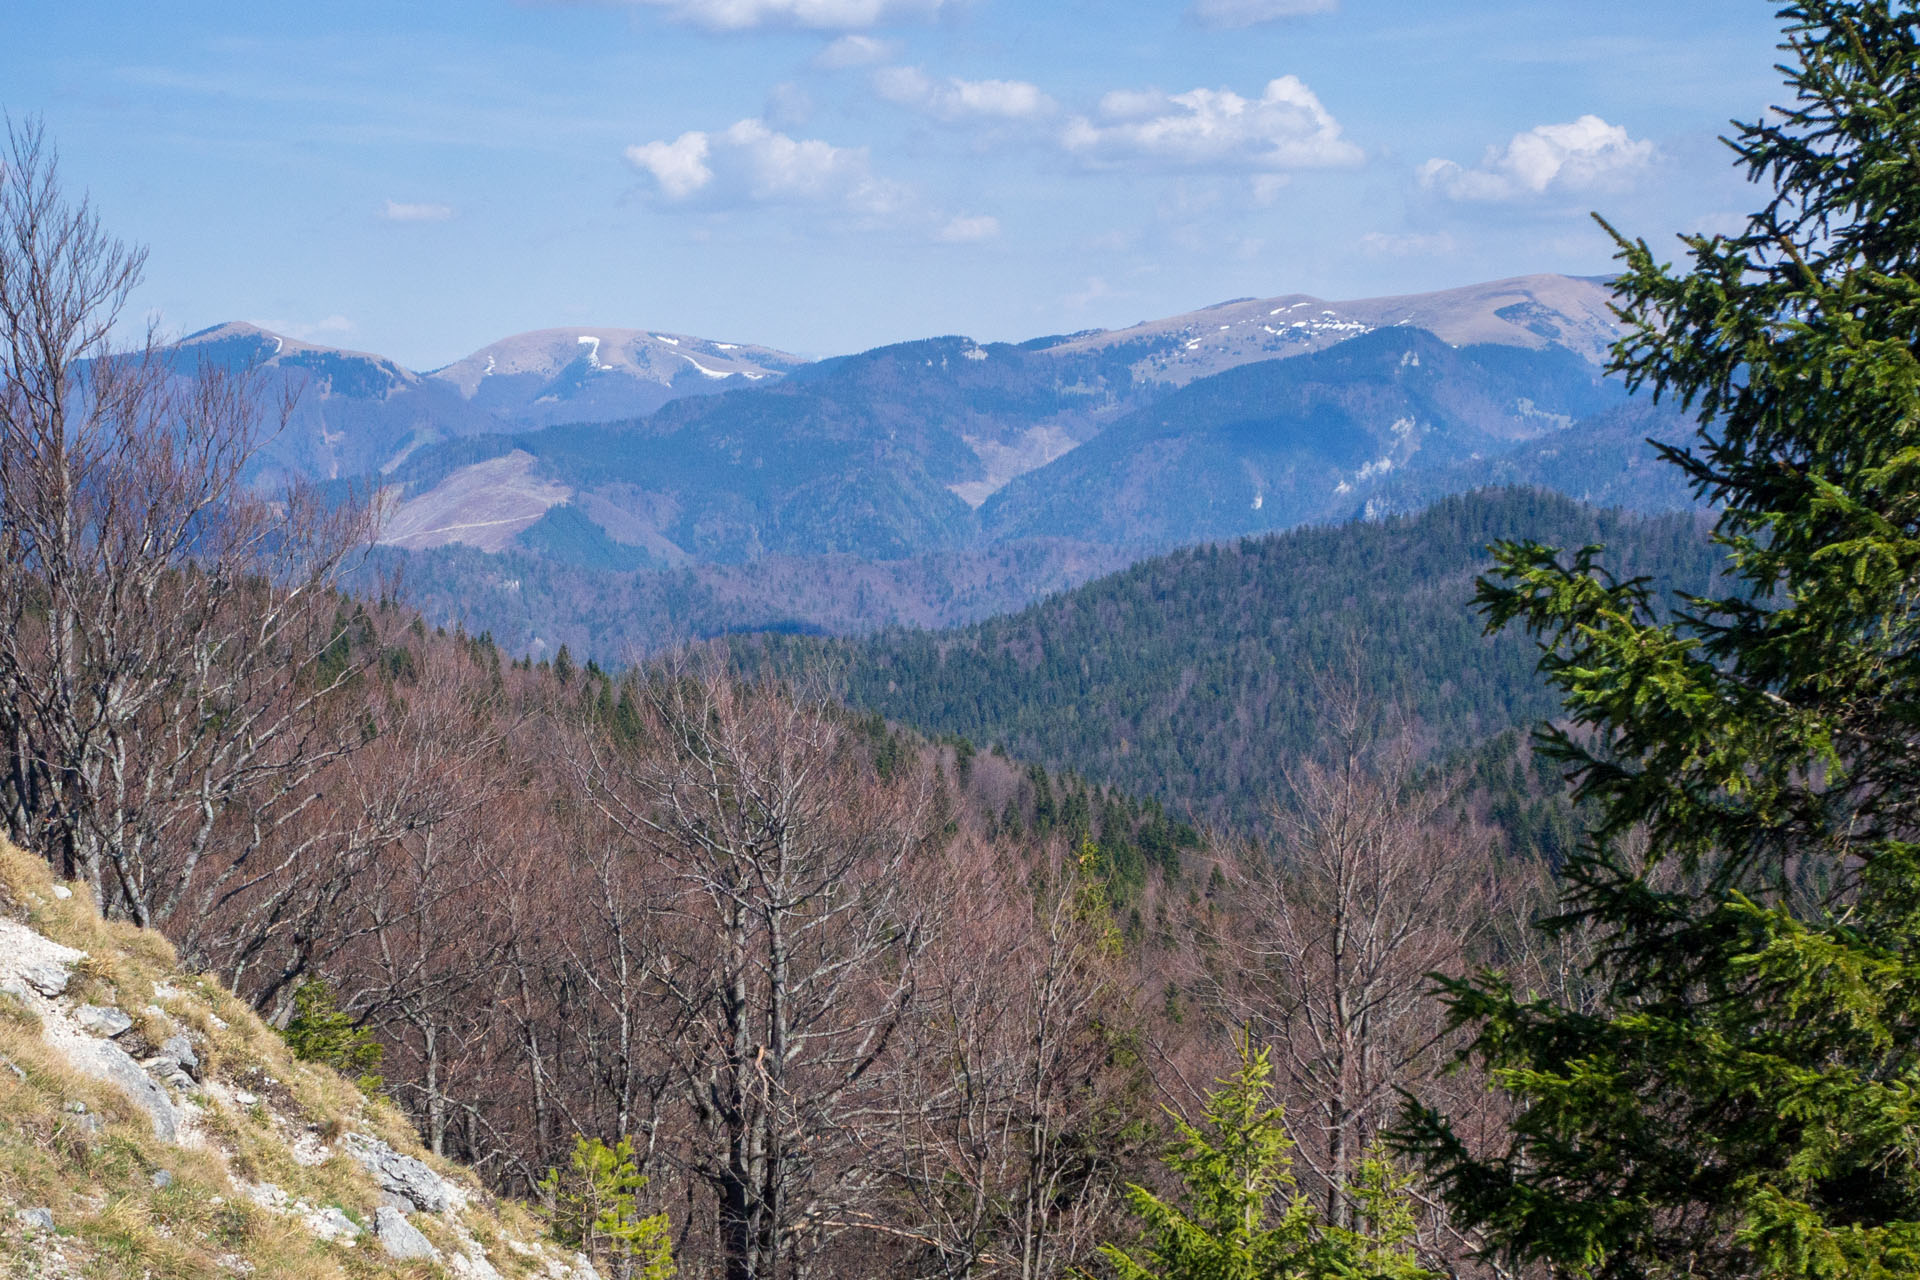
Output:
top-left (5, 1), bottom-right (1784, 369)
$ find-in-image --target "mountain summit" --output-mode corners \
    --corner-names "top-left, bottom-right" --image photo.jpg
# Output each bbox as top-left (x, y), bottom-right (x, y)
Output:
top-left (1046, 273), bottom-right (1623, 387)
top-left (159, 322), bottom-right (806, 483)
top-left (426, 327), bottom-right (806, 427)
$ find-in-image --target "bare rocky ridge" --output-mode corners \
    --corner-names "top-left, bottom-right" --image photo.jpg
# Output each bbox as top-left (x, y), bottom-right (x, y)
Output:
top-left (377, 450), bottom-right (574, 553)
top-left (164, 320), bottom-right (806, 485)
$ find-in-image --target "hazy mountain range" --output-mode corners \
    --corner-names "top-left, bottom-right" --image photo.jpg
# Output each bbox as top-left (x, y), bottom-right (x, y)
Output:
top-left (166, 272), bottom-right (1702, 657)
top-left (169, 321), bottom-right (803, 483)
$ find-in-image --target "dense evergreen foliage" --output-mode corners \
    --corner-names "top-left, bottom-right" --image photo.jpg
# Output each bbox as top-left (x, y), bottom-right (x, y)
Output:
top-left (1093, 1040), bottom-right (1431, 1280)
top-left (735, 487), bottom-right (1720, 830)
top-left (1399, 5), bottom-right (1920, 1275)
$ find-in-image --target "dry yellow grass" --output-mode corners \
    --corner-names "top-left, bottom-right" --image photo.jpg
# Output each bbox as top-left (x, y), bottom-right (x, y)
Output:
top-left (0, 839), bottom-right (569, 1279)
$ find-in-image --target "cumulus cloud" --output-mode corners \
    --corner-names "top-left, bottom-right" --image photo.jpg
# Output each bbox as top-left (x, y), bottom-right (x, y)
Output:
top-left (628, 132), bottom-right (715, 199)
top-left (626, 119), bottom-right (908, 216)
top-left (1188, 0), bottom-right (1336, 27)
top-left (620, 0), bottom-right (944, 31)
top-left (873, 66), bottom-right (1056, 122)
top-left (1063, 76), bottom-right (1361, 172)
top-left (936, 213), bottom-right (1000, 242)
top-left (1419, 115), bottom-right (1654, 201)
top-left (381, 200), bottom-right (454, 222)
top-left (812, 33), bottom-right (896, 68)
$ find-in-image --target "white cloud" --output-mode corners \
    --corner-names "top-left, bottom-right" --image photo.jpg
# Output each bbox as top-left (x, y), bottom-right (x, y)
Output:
top-left (381, 200), bottom-right (454, 222)
top-left (1419, 115), bottom-right (1654, 201)
top-left (1063, 76), bottom-right (1361, 172)
top-left (1188, 0), bottom-right (1336, 27)
top-left (1359, 230), bottom-right (1458, 257)
top-left (1250, 173), bottom-right (1289, 204)
top-left (873, 66), bottom-right (1056, 122)
top-left (812, 34), bottom-right (896, 68)
top-left (627, 132), bottom-right (715, 199)
top-left (936, 213), bottom-right (1000, 242)
top-left (626, 119), bottom-right (908, 216)
top-left (621, 0), bottom-right (944, 31)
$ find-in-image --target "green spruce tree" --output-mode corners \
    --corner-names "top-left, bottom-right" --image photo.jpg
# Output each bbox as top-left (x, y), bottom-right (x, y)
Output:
top-left (1096, 1037), bottom-right (1430, 1280)
top-left (1397, 5), bottom-right (1920, 1276)
top-left (541, 1135), bottom-right (675, 1280)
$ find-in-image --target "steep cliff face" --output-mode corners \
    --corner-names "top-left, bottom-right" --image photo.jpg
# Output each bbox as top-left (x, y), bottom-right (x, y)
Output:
top-left (0, 841), bottom-right (597, 1279)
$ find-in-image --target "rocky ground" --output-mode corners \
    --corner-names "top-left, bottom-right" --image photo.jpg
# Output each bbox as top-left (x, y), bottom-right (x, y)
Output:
top-left (0, 840), bottom-right (599, 1279)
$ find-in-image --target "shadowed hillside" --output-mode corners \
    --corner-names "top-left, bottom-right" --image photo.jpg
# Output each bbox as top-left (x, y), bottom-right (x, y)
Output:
top-left (733, 488), bottom-right (1722, 829)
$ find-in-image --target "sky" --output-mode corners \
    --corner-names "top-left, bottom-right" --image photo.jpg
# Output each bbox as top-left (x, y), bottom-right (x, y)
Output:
top-left (4, 1), bottom-right (1788, 370)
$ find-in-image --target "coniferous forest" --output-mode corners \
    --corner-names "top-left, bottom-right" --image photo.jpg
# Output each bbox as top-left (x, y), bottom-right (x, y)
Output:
top-left (732, 487), bottom-right (1723, 831)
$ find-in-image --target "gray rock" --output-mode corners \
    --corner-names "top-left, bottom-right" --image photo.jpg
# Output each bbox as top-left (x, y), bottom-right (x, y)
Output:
top-left (151, 1169), bottom-right (174, 1189)
top-left (19, 957), bottom-right (70, 997)
top-left (159, 1033), bottom-right (200, 1079)
top-left (374, 1205), bottom-right (437, 1261)
top-left (345, 1133), bottom-right (451, 1214)
top-left (458, 1246), bottom-right (505, 1279)
top-left (15, 1206), bottom-right (53, 1232)
top-left (50, 885), bottom-right (72, 900)
top-left (75, 1004), bottom-right (134, 1037)
top-left (311, 1205), bottom-right (361, 1242)
top-left (83, 1039), bottom-right (178, 1143)
top-left (0, 1057), bottom-right (24, 1081)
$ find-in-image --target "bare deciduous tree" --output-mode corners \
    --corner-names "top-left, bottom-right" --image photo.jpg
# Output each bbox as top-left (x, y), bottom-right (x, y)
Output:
top-left (0, 117), bottom-right (369, 928)
top-left (581, 671), bottom-right (936, 1280)
top-left (872, 834), bottom-right (1144, 1280)
top-left (1196, 687), bottom-right (1497, 1252)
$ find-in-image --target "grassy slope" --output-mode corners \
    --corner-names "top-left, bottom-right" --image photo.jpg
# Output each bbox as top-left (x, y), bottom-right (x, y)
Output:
top-left (0, 841), bottom-right (578, 1280)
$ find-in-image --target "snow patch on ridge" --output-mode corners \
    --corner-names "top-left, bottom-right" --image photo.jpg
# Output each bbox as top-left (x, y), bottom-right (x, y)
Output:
top-left (676, 352), bottom-right (733, 379)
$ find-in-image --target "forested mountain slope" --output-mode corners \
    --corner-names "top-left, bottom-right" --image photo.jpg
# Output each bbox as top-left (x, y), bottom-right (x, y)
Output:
top-left (734, 488), bottom-right (1722, 829)
top-left (978, 328), bottom-right (1636, 544)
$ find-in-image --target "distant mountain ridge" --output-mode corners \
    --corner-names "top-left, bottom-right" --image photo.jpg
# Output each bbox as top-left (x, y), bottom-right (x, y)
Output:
top-left (978, 327), bottom-right (1631, 544)
top-left (369, 316), bottom-right (1671, 573)
top-left (165, 274), bottom-right (1702, 659)
top-left (167, 320), bottom-right (805, 483)
top-left (1045, 272), bottom-right (1623, 386)
top-left (427, 327), bottom-right (805, 427)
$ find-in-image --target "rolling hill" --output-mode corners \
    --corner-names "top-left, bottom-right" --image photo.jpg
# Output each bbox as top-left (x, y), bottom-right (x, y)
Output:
top-left (729, 488), bottom-right (1723, 829)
